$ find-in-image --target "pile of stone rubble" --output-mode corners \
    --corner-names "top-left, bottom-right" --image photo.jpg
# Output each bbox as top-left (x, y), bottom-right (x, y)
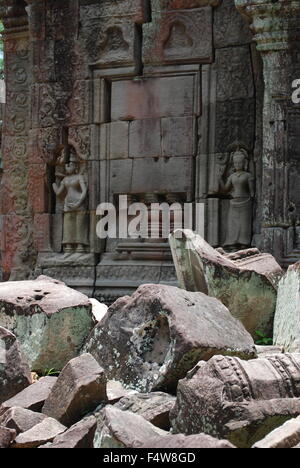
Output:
top-left (1, 232), bottom-right (300, 448)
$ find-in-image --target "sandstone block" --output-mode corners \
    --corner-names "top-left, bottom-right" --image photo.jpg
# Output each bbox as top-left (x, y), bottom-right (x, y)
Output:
top-left (13, 417), bottom-right (66, 449)
top-left (39, 415), bottom-right (97, 449)
top-left (0, 407), bottom-right (47, 435)
top-left (171, 353), bottom-right (300, 448)
top-left (0, 376), bottom-right (57, 415)
top-left (0, 426), bottom-right (16, 448)
top-left (253, 416), bottom-right (300, 449)
top-left (274, 262), bottom-right (300, 352)
top-left (169, 230), bottom-right (283, 338)
top-left (0, 327), bottom-right (31, 404)
top-left (0, 276), bottom-right (96, 371)
top-left (94, 406), bottom-right (167, 448)
top-left (42, 354), bottom-right (107, 426)
top-left (84, 283), bottom-right (256, 393)
top-left (115, 392), bottom-right (176, 430)
top-left (143, 433), bottom-right (236, 449)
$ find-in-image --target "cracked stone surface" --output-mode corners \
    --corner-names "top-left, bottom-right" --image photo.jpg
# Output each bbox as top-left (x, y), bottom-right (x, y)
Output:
top-left (84, 283), bottom-right (256, 393)
top-left (0, 276), bottom-right (96, 371)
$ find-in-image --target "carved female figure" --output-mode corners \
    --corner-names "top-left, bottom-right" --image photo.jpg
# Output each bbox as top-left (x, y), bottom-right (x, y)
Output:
top-left (52, 151), bottom-right (89, 253)
top-left (221, 149), bottom-right (255, 251)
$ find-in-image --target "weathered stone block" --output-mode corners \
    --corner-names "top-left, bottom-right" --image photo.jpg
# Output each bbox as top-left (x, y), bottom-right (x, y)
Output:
top-left (129, 119), bottom-right (161, 158)
top-left (143, 433), bottom-right (236, 448)
top-left (114, 392), bottom-right (176, 430)
top-left (92, 19), bottom-right (142, 72)
top-left (216, 46), bottom-right (254, 101)
top-left (111, 75), bottom-right (196, 121)
top-left (171, 354), bottom-right (300, 448)
top-left (0, 377), bottom-right (57, 415)
top-left (109, 159), bottom-right (134, 195)
top-left (39, 415), bottom-right (97, 449)
top-left (13, 417), bottom-right (66, 449)
top-left (0, 276), bottom-right (96, 371)
top-left (253, 416), bottom-right (300, 449)
top-left (0, 407), bottom-right (47, 435)
top-left (102, 121), bottom-right (129, 160)
top-left (274, 262), bottom-right (300, 352)
top-left (42, 354), bottom-right (107, 426)
top-left (143, 7), bottom-right (213, 65)
top-left (84, 284), bottom-right (256, 393)
top-left (0, 327), bottom-right (31, 404)
top-left (0, 426), bottom-right (16, 448)
top-left (131, 157), bottom-right (193, 193)
top-left (94, 406), bottom-right (167, 448)
top-left (161, 116), bottom-right (195, 157)
top-left (33, 214), bottom-right (52, 252)
top-left (169, 230), bottom-right (283, 338)
top-left (213, 0), bottom-right (252, 48)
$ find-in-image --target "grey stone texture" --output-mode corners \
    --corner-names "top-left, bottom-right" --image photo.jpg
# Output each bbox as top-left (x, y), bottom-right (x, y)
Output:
top-left (12, 417), bottom-right (67, 449)
top-left (0, 407), bottom-right (47, 435)
top-left (143, 433), bottom-right (236, 449)
top-left (170, 230), bottom-right (283, 338)
top-left (114, 392), bottom-right (176, 430)
top-left (274, 262), bottom-right (300, 352)
top-left (0, 276), bottom-right (96, 371)
top-left (253, 416), bottom-right (300, 449)
top-left (0, 327), bottom-right (31, 405)
top-left (93, 405), bottom-right (167, 448)
top-left (84, 283), bottom-right (256, 393)
top-left (39, 415), bottom-right (97, 449)
top-left (171, 353), bottom-right (300, 448)
top-left (42, 354), bottom-right (107, 426)
top-left (0, 376), bottom-right (57, 415)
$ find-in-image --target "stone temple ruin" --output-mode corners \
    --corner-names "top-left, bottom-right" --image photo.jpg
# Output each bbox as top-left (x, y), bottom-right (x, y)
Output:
top-left (0, 0), bottom-right (300, 451)
top-left (0, 0), bottom-right (299, 303)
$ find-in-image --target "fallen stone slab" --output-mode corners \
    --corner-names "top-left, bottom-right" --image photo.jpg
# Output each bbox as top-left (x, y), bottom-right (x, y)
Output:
top-left (0, 426), bottom-right (16, 448)
top-left (0, 275), bottom-right (96, 372)
top-left (169, 230), bottom-right (283, 338)
top-left (115, 392), bottom-right (176, 431)
top-left (94, 406), bottom-right (167, 448)
top-left (143, 433), bottom-right (236, 449)
top-left (0, 407), bottom-right (47, 435)
top-left (0, 376), bottom-right (57, 415)
top-left (13, 417), bottom-right (66, 448)
top-left (171, 353), bottom-right (300, 448)
top-left (0, 327), bottom-right (32, 404)
top-left (274, 262), bottom-right (300, 352)
top-left (38, 415), bottom-right (97, 449)
top-left (253, 416), bottom-right (300, 448)
top-left (42, 353), bottom-right (107, 426)
top-left (84, 283), bottom-right (256, 393)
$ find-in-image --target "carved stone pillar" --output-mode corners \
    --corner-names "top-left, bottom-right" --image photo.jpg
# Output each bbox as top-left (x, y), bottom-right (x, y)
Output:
top-left (0, 0), bottom-right (34, 280)
top-left (235, 0), bottom-right (300, 265)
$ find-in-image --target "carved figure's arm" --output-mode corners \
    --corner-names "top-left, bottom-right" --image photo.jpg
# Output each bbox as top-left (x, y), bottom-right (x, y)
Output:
top-left (52, 179), bottom-right (65, 197)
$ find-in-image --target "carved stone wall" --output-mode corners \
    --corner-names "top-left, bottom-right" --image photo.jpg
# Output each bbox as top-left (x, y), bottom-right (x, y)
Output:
top-left (0, 0), bottom-right (267, 301)
top-left (235, 0), bottom-right (300, 267)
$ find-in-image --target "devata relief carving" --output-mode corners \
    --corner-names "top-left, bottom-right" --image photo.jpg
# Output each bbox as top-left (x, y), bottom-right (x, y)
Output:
top-left (220, 149), bottom-right (255, 251)
top-left (52, 147), bottom-right (89, 253)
